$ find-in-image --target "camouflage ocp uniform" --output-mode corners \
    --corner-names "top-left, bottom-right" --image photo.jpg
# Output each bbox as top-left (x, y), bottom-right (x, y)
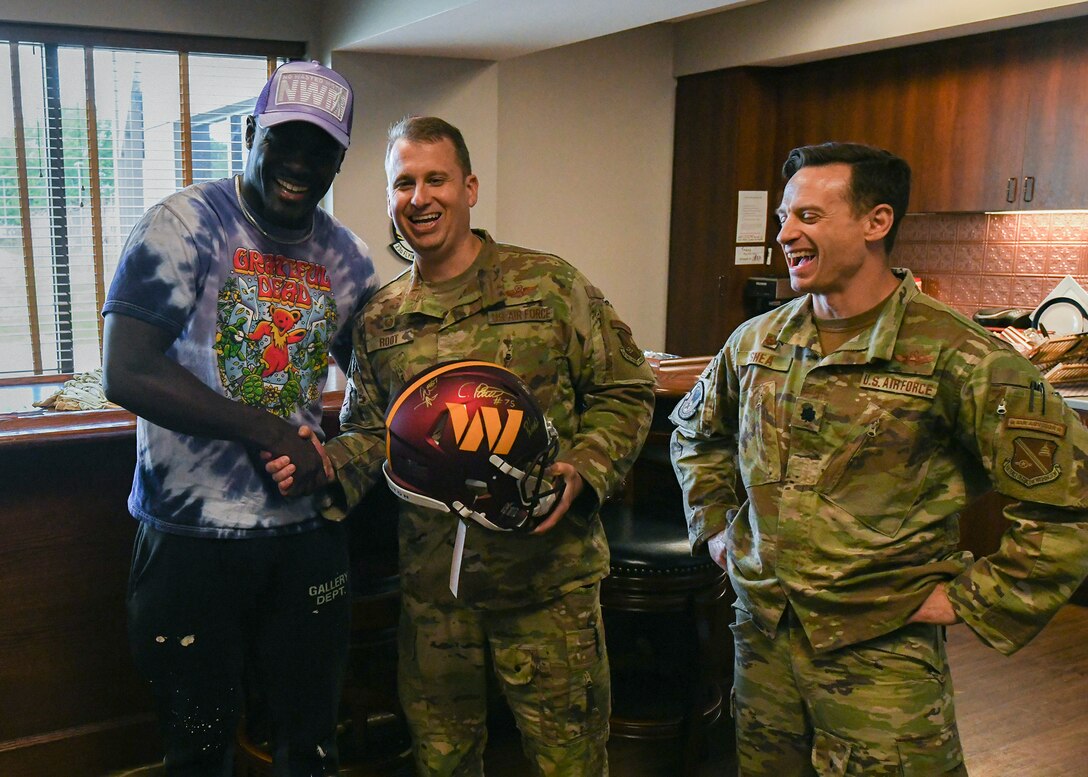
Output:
top-left (670, 271), bottom-right (1088, 776)
top-left (325, 230), bottom-right (655, 776)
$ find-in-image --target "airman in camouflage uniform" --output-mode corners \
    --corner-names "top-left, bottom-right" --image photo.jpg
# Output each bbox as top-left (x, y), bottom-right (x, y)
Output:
top-left (670, 142), bottom-right (1088, 776)
top-left (323, 117), bottom-right (655, 776)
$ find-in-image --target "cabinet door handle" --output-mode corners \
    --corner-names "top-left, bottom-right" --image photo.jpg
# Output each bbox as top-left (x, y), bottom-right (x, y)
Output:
top-left (1023, 176), bottom-right (1035, 203)
top-left (1006, 177), bottom-right (1018, 203)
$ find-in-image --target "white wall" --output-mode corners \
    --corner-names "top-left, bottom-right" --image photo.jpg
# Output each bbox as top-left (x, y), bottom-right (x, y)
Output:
top-left (328, 24), bottom-right (676, 352)
top-left (495, 25), bottom-right (675, 352)
top-left (329, 52), bottom-right (499, 288)
top-left (317, 0), bottom-right (479, 56)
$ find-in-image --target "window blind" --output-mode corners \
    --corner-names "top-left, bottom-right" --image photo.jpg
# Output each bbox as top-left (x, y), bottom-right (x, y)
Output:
top-left (0, 24), bottom-right (301, 379)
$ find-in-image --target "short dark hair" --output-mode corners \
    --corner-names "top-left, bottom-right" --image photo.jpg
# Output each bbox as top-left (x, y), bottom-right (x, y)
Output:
top-left (386, 115), bottom-right (472, 178)
top-left (782, 142), bottom-right (911, 254)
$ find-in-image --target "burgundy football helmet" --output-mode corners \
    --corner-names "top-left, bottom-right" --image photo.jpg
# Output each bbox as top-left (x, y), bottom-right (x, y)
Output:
top-left (383, 360), bottom-right (563, 531)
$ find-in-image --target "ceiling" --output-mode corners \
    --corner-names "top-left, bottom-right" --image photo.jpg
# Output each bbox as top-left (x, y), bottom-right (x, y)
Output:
top-left (336, 0), bottom-right (767, 60)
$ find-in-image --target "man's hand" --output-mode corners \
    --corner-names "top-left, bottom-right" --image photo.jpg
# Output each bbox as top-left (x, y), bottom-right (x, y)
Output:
top-left (707, 528), bottom-right (728, 571)
top-left (531, 461), bottom-right (584, 535)
top-left (262, 425), bottom-right (333, 497)
top-left (907, 583), bottom-right (960, 625)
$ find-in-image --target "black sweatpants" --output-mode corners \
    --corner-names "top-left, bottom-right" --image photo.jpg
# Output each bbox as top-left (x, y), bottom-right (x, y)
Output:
top-left (126, 520), bottom-right (351, 777)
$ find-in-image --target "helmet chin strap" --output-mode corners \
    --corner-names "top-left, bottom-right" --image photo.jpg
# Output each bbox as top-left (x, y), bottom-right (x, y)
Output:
top-left (382, 461), bottom-right (450, 513)
top-left (384, 459), bottom-right (559, 533)
top-left (451, 501), bottom-right (513, 531)
top-left (385, 460), bottom-right (528, 531)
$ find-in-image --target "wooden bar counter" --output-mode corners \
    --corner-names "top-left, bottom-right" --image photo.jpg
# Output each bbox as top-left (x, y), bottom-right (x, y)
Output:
top-left (0, 408), bottom-right (157, 775)
top-left (0, 395), bottom-right (348, 775)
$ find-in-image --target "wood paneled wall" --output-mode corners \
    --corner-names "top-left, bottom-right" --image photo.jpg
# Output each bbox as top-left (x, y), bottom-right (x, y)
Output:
top-left (666, 68), bottom-right (783, 356)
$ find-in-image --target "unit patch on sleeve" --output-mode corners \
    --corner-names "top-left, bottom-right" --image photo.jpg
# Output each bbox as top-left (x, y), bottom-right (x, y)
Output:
top-left (676, 379), bottom-right (705, 420)
top-left (612, 322), bottom-right (645, 366)
top-left (1003, 436), bottom-right (1062, 487)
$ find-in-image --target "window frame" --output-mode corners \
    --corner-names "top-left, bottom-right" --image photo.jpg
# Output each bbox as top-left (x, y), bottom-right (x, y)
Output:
top-left (0, 22), bottom-right (305, 387)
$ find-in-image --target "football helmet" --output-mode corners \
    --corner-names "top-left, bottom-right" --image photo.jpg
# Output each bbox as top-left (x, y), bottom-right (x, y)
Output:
top-left (383, 360), bottom-right (563, 531)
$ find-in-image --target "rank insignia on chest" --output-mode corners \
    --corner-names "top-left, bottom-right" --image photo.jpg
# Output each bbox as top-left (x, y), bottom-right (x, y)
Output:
top-left (1003, 436), bottom-right (1062, 487)
top-left (793, 400), bottom-right (824, 432)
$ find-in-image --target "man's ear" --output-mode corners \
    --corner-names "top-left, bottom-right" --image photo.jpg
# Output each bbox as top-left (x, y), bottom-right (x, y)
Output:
top-left (865, 203), bottom-right (894, 244)
top-left (466, 173), bottom-right (479, 208)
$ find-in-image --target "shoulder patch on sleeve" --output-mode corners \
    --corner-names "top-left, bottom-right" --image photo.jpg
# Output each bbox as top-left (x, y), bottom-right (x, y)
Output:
top-left (1003, 436), bottom-right (1063, 487)
top-left (1000, 435), bottom-right (1061, 483)
top-left (611, 321), bottom-right (645, 366)
top-left (676, 379), bottom-right (705, 420)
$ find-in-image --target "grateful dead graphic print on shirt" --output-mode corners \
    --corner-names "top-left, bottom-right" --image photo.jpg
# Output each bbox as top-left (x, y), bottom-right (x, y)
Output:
top-left (216, 248), bottom-right (338, 417)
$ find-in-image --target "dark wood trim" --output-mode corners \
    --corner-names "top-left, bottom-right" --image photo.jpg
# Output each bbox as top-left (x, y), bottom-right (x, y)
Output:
top-left (0, 713), bottom-right (156, 753)
top-left (8, 45), bottom-right (41, 375)
top-left (84, 46), bottom-right (108, 352)
top-left (0, 391), bottom-right (347, 448)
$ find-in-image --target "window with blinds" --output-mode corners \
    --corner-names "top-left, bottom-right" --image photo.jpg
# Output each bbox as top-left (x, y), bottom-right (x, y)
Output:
top-left (0, 24), bottom-right (302, 379)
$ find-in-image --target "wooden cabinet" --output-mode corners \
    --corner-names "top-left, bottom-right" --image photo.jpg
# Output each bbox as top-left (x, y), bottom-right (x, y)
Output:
top-left (1018, 22), bottom-right (1088, 209)
top-left (772, 18), bottom-right (1088, 214)
top-left (915, 20), bottom-right (1088, 212)
top-left (775, 43), bottom-right (936, 194)
top-left (909, 31), bottom-right (1033, 213)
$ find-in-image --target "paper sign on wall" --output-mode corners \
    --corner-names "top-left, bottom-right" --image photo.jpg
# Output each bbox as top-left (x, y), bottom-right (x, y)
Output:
top-left (735, 246), bottom-right (765, 265)
top-left (736, 191), bottom-right (768, 243)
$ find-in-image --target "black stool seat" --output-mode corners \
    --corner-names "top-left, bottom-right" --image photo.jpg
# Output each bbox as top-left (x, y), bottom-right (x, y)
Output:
top-left (603, 502), bottom-right (718, 576)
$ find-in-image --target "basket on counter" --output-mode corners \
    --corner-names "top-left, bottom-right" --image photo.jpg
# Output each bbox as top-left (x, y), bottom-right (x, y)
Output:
top-left (1026, 333), bottom-right (1088, 396)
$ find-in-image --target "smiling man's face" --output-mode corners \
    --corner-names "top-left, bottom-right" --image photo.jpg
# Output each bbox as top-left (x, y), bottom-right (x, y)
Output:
top-left (386, 137), bottom-right (478, 266)
top-left (242, 118), bottom-right (344, 230)
top-left (776, 163), bottom-right (873, 301)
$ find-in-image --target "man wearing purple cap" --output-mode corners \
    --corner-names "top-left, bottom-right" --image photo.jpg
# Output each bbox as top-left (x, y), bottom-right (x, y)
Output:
top-left (102, 60), bottom-right (377, 776)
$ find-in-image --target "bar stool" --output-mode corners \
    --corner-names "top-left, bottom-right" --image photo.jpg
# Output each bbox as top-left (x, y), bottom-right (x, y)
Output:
top-left (600, 353), bottom-right (732, 775)
top-left (600, 496), bottom-right (731, 776)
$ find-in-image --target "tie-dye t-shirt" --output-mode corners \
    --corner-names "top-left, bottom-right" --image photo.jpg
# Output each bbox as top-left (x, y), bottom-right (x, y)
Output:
top-left (103, 177), bottom-right (378, 538)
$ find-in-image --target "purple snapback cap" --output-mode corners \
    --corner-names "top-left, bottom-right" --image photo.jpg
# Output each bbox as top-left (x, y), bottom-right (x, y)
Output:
top-left (254, 60), bottom-right (353, 148)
